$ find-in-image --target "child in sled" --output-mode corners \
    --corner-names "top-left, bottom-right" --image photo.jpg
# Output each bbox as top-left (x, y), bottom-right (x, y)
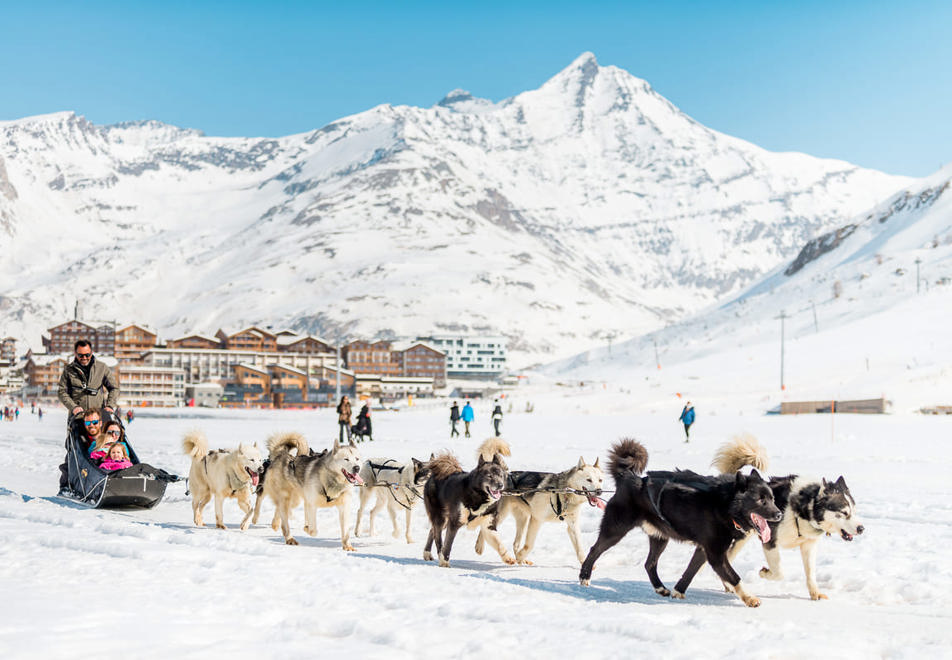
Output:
top-left (98, 442), bottom-right (133, 471)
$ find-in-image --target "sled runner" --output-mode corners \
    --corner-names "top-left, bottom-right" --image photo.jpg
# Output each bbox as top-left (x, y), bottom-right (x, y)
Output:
top-left (60, 421), bottom-right (177, 509)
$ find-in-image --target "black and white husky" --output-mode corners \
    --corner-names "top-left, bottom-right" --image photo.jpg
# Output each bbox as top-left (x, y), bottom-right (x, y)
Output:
top-left (699, 435), bottom-right (865, 600)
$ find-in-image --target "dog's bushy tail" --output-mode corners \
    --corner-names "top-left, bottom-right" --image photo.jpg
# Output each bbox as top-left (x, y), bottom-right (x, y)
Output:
top-left (266, 431), bottom-right (309, 459)
top-left (182, 430), bottom-right (209, 459)
top-left (429, 452), bottom-right (464, 479)
top-left (477, 437), bottom-right (511, 463)
top-left (712, 433), bottom-right (769, 475)
top-left (608, 438), bottom-right (648, 481)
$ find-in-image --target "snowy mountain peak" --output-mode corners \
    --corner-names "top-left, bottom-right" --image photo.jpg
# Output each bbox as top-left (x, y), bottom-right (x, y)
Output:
top-left (0, 55), bottom-right (913, 364)
top-left (435, 88), bottom-right (496, 113)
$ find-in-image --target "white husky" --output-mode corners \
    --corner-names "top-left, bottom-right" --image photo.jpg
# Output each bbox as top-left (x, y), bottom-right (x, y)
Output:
top-left (354, 456), bottom-right (431, 543)
top-left (182, 430), bottom-right (263, 531)
top-left (475, 456), bottom-right (604, 565)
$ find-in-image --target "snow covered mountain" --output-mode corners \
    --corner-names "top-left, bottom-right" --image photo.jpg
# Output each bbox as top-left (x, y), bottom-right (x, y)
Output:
top-left (0, 53), bottom-right (910, 364)
top-left (546, 166), bottom-right (952, 411)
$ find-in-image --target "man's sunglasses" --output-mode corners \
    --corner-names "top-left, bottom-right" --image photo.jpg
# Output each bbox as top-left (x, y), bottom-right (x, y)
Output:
top-left (76, 352), bottom-right (92, 358)
top-left (84, 420), bottom-right (101, 426)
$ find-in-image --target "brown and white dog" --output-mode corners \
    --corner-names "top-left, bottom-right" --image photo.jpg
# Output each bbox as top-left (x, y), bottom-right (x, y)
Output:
top-left (423, 437), bottom-right (516, 567)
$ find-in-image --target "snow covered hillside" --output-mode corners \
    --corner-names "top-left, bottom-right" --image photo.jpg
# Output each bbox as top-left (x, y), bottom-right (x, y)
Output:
top-left (546, 167), bottom-right (952, 412)
top-left (1, 403), bottom-right (950, 659)
top-left (0, 53), bottom-right (909, 363)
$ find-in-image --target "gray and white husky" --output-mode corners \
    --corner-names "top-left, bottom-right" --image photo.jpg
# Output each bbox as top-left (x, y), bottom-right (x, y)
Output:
top-left (354, 456), bottom-right (431, 543)
top-left (252, 432), bottom-right (364, 550)
top-left (704, 434), bottom-right (865, 600)
top-left (475, 457), bottom-right (605, 565)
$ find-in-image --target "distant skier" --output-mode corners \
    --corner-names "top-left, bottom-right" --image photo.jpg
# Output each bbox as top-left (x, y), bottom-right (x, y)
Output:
top-left (491, 399), bottom-right (503, 436)
top-left (449, 401), bottom-right (461, 438)
top-left (679, 401), bottom-right (696, 442)
top-left (461, 400), bottom-right (475, 438)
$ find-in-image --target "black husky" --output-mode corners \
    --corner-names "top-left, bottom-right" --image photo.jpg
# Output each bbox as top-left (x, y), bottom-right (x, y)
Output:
top-left (579, 439), bottom-right (782, 607)
top-left (423, 437), bottom-right (516, 567)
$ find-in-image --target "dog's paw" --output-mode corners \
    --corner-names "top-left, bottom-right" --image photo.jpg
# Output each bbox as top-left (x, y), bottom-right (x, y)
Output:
top-left (439, 557), bottom-right (451, 568)
top-left (303, 525), bottom-right (316, 536)
top-left (579, 578), bottom-right (590, 587)
top-left (342, 543), bottom-right (355, 551)
top-left (655, 587), bottom-right (671, 597)
top-left (810, 592), bottom-right (829, 601)
top-left (742, 595), bottom-right (762, 608)
top-left (759, 567), bottom-right (783, 581)
top-left (216, 523), bottom-right (227, 530)
top-left (392, 530), bottom-right (400, 539)
top-left (286, 537), bottom-right (299, 546)
top-left (672, 590), bottom-right (686, 600)
top-left (423, 551), bottom-right (433, 561)
top-left (406, 536), bottom-right (415, 544)
top-left (519, 558), bottom-right (534, 566)
top-left (502, 555), bottom-right (517, 565)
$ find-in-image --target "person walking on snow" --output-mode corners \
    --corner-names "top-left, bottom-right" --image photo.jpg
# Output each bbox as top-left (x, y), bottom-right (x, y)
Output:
top-left (336, 395), bottom-right (352, 443)
top-left (449, 401), bottom-right (461, 438)
top-left (679, 401), bottom-right (696, 442)
top-left (491, 399), bottom-right (503, 436)
top-left (461, 400), bottom-right (475, 438)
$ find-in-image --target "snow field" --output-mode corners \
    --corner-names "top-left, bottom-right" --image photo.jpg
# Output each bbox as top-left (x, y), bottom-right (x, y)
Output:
top-left (1, 399), bottom-right (950, 659)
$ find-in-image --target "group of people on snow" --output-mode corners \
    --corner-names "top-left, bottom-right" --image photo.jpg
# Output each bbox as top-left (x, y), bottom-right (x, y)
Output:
top-left (448, 398), bottom-right (504, 438)
top-left (336, 395), bottom-right (373, 442)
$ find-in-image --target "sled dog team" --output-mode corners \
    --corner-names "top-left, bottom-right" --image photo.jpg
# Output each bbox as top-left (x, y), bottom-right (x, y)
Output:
top-left (183, 430), bottom-right (863, 607)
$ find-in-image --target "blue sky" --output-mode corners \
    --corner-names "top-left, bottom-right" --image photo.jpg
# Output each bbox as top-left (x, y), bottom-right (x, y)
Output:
top-left (2, 0), bottom-right (949, 176)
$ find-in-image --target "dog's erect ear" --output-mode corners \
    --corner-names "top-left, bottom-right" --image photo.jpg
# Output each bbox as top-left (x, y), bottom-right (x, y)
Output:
top-left (253, 441), bottom-right (258, 448)
top-left (477, 454), bottom-right (487, 466)
top-left (577, 456), bottom-right (586, 469)
top-left (593, 456), bottom-right (600, 469)
top-left (748, 469), bottom-right (764, 483)
top-left (412, 457), bottom-right (422, 470)
top-left (429, 452), bottom-right (436, 460)
top-left (492, 454), bottom-right (504, 466)
top-left (735, 470), bottom-right (748, 490)
top-left (833, 475), bottom-right (848, 491)
top-left (348, 437), bottom-right (356, 448)
top-left (822, 477), bottom-right (830, 490)
top-left (238, 442), bottom-right (245, 451)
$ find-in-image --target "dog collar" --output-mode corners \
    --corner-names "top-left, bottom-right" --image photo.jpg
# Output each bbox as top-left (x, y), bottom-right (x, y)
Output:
top-left (732, 519), bottom-right (744, 532)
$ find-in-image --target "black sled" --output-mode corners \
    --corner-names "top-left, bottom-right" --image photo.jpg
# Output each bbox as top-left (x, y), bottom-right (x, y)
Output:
top-left (61, 421), bottom-right (177, 509)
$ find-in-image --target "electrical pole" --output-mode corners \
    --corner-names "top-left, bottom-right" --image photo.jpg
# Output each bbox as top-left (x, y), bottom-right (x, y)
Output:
top-left (915, 257), bottom-right (922, 294)
top-left (335, 339), bottom-right (341, 403)
top-left (777, 310), bottom-right (787, 391)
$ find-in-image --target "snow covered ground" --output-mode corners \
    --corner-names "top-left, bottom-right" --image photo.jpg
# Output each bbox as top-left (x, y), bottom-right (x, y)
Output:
top-left (1, 395), bottom-right (950, 659)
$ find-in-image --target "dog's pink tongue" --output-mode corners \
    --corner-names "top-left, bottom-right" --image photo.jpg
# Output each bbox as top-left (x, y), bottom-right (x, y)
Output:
top-left (343, 468), bottom-right (364, 485)
top-left (588, 495), bottom-right (606, 510)
top-left (752, 513), bottom-right (770, 543)
top-left (251, 472), bottom-right (260, 487)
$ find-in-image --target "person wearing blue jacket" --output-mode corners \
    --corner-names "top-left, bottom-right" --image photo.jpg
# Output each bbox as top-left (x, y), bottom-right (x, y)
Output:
top-left (679, 402), bottom-right (696, 442)
top-left (461, 400), bottom-right (475, 438)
